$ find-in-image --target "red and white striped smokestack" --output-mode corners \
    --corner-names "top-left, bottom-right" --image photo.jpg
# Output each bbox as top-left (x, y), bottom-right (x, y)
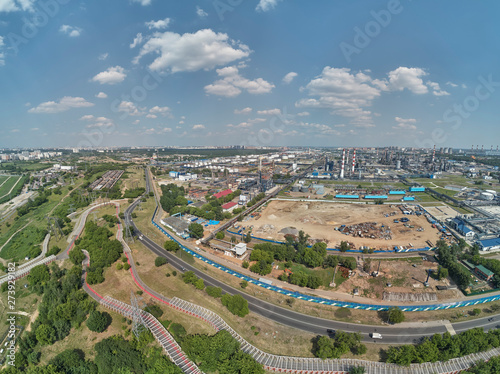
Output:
top-left (340, 149), bottom-right (345, 179)
top-left (432, 145), bottom-right (436, 163)
top-left (352, 149), bottom-right (356, 173)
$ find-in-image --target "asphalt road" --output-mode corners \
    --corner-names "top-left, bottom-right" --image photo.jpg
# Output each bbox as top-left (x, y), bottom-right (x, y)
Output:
top-left (124, 169), bottom-right (500, 344)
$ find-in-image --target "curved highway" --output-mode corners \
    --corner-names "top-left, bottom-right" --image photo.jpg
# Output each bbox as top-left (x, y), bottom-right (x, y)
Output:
top-left (123, 169), bottom-right (500, 344)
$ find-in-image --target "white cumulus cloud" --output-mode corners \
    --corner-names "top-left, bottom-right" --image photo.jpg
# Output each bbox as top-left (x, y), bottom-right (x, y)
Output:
top-left (131, 0), bottom-right (152, 6)
top-left (149, 106), bottom-right (171, 115)
top-left (91, 66), bottom-right (126, 85)
top-left (205, 66), bottom-right (274, 97)
top-left (393, 117), bottom-right (417, 130)
top-left (257, 108), bottom-right (281, 116)
top-left (0, 0), bottom-right (35, 12)
top-left (29, 97), bottom-right (94, 114)
top-left (256, 0), bottom-right (281, 12)
top-left (387, 67), bottom-right (428, 94)
top-left (130, 33), bottom-right (143, 48)
top-left (196, 6), bottom-right (208, 17)
top-left (95, 92), bottom-right (108, 99)
top-left (59, 25), bottom-right (82, 37)
top-left (145, 17), bottom-right (170, 30)
top-left (192, 124), bottom-right (205, 130)
top-left (282, 72), bottom-right (297, 84)
top-left (117, 101), bottom-right (143, 116)
top-left (296, 67), bottom-right (380, 126)
top-left (234, 107), bottom-right (252, 115)
top-left (134, 29), bottom-right (250, 73)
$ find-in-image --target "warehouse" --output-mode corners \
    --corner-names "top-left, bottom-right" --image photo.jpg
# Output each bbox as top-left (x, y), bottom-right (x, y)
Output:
top-left (478, 237), bottom-right (500, 251)
top-left (450, 217), bottom-right (476, 239)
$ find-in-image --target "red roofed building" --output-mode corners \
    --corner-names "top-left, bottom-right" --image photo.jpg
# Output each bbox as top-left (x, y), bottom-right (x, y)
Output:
top-left (213, 189), bottom-right (232, 199)
top-left (221, 201), bottom-right (238, 212)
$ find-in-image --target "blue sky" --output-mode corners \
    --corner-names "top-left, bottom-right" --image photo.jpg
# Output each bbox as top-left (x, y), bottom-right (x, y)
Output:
top-left (0, 0), bottom-right (499, 149)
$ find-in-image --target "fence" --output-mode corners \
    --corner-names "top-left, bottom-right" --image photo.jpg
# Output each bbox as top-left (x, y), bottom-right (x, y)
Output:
top-left (168, 296), bottom-right (499, 374)
top-left (100, 296), bottom-right (203, 374)
top-left (151, 206), bottom-right (500, 311)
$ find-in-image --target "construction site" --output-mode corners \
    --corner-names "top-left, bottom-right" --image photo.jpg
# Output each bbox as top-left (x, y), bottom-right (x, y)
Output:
top-left (240, 200), bottom-right (443, 251)
top-left (334, 257), bottom-right (462, 302)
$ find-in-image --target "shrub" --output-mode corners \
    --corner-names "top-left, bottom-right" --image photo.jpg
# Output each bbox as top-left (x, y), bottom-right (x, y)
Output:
top-left (155, 257), bottom-right (168, 267)
top-left (86, 311), bottom-right (112, 333)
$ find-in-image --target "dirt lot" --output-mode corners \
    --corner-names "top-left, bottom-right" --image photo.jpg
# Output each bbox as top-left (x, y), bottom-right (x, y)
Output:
top-left (240, 201), bottom-right (442, 250)
top-left (335, 258), bottom-right (462, 301)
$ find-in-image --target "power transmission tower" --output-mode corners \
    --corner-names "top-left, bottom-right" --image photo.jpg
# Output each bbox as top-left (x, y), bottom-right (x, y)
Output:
top-left (130, 291), bottom-right (147, 338)
top-left (47, 217), bottom-right (64, 240)
top-left (68, 204), bottom-right (76, 215)
top-left (125, 224), bottom-right (134, 243)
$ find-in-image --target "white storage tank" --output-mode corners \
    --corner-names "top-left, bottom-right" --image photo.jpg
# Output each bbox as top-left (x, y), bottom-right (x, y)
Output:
top-left (479, 192), bottom-right (494, 201)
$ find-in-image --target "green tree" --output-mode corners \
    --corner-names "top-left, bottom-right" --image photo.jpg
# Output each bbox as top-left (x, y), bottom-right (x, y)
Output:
top-left (86, 311), bottom-right (112, 333)
top-left (28, 264), bottom-right (50, 292)
top-left (244, 232), bottom-right (252, 243)
top-left (242, 260), bottom-right (249, 269)
top-left (206, 286), bottom-right (222, 298)
top-left (340, 241), bottom-right (350, 252)
top-left (387, 307), bottom-right (405, 324)
top-left (215, 231), bottom-right (225, 240)
top-left (35, 324), bottom-right (56, 345)
top-left (188, 223), bottom-right (204, 239)
top-left (164, 240), bottom-right (180, 252)
top-left (155, 257), bottom-right (168, 267)
top-left (194, 278), bottom-right (205, 290)
top-left (221, 294), bottom-right (249, 317)
top-left (69, 247), bottom-right (86, 265)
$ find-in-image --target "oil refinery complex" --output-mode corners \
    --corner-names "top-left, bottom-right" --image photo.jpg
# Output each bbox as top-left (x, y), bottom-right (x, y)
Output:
top-left (1, 145), bottom-right (500, 373)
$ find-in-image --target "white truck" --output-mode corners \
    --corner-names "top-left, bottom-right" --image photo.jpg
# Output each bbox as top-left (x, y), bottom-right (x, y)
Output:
top-left (370, 333), bottom-right (382, 339)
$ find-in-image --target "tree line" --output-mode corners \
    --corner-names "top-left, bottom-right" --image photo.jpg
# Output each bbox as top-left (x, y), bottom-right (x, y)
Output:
top-left (386, 328), bottom-right (500, 366)
top-left (69, 221), bottom-right (123, 284)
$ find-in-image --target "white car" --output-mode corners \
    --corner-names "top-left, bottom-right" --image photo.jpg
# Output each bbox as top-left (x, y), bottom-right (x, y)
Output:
top-left (371, 333), bottom-right (382, 339)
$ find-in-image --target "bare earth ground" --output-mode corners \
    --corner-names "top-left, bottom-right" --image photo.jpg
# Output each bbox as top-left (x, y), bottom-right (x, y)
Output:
top-left (335, 258), bottom-right (463, 301)
top-left (241, 201), bottom-right (442, 250)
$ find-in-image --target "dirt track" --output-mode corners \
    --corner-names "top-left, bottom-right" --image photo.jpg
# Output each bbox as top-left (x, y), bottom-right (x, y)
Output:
top-left (241, 201), bottom-right (442, 250)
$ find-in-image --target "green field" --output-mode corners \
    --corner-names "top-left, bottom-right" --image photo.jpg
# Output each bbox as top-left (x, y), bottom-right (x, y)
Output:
top-left (0, 182), bottom-right (78, 257)
top-left (0, 225), bottom-right (47, 260)
top-left (412, 175), bottom-right (500, 192)
top-left (0, 161), bottom-right (51, 172)
top-left (278, 263), bottom-right (335, 287)
top-left (0, 176), bottom-right (22, 199)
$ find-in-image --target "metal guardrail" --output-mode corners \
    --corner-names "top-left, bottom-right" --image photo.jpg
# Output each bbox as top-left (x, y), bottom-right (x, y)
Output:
top-left (0, 255), bottom-right (56, 285)
top-left (168, 296), bottom-right (499, 374)
top-left (100, 296), bottom-right (203, 374)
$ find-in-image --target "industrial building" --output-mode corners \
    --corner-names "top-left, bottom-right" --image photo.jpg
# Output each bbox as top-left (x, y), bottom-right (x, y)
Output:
top-left (213, 189), bottom-right (233, 199)
top-left (221, 201), bottom-right (238, 212)
top-left (475, 265), bottom-right (494, 281)
top-left (449, 218), bottom-right (476, 239)
top-left (478, 237), bottom-right (500, 251)
top-left (160, 217), bottom-right (190, 239)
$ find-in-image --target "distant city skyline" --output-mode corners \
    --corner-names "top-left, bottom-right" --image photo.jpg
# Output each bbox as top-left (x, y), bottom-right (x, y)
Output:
top-left (0, 0), bottom-right (499, 148)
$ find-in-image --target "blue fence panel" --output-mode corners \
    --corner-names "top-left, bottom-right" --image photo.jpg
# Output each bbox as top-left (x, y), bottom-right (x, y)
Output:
top-left (150, 208), bottom-right (500, 311)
